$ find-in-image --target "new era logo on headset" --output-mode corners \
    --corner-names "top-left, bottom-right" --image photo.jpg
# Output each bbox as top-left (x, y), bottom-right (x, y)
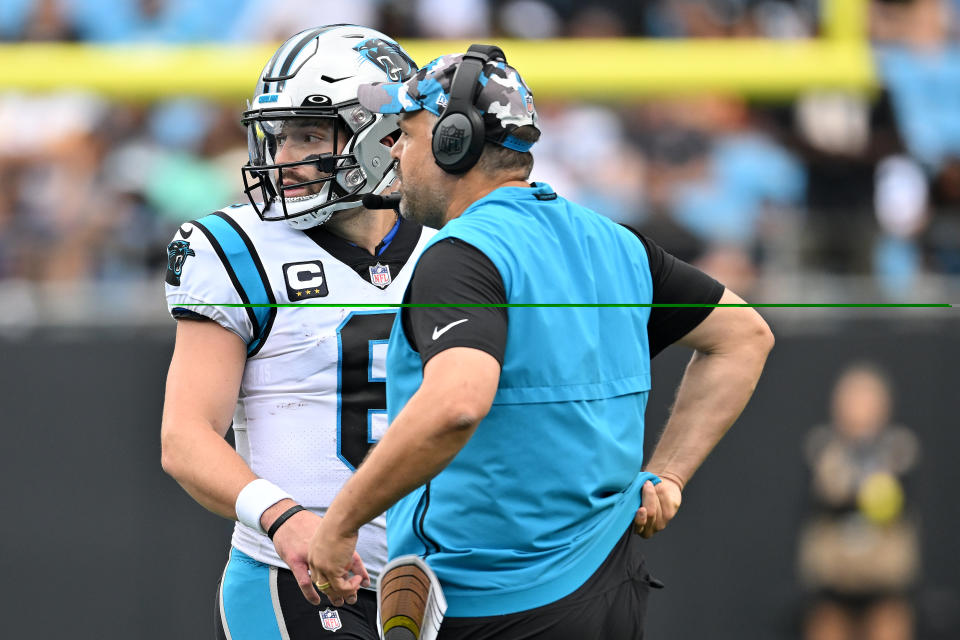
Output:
top-left (283, 260), bottom-right (329, 300)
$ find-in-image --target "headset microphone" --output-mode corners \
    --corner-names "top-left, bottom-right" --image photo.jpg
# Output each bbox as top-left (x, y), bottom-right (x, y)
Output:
top-left (361, 193), bottom-right (402, 210)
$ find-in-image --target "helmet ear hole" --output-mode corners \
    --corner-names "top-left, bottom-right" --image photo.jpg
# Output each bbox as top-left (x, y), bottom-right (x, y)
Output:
top-left (380, 129), bottom-right (400, 147)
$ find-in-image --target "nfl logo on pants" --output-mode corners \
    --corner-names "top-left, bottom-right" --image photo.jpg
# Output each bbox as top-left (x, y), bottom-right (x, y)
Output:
top-left (320, 608), bottom-right (342, 632)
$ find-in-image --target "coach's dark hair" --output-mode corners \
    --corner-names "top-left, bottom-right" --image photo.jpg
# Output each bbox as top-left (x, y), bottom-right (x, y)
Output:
top-left (476, 125), bottom-right (541, 180)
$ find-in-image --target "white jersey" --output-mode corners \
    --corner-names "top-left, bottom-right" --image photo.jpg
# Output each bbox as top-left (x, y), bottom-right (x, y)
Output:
top-left (164, 203), bottom-right (434, 578)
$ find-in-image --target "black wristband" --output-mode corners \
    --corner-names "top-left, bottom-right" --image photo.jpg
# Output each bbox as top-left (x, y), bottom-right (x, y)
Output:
top-left (266, 505), bottom-right (307, 540)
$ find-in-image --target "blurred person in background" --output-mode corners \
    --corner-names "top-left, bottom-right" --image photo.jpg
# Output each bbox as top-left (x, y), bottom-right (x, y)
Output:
top-left (871, 0), bottom-right (960, 292)
top-left (786, 86), bottom-right (906, 277)
top-left (228, 1), bottom-right (380, 43)
top-left (798, 363), bottom-right (920, 640)
top-left (533, 102), bottom-right (647, 226)
top-left (623, 96), bottom-right (804, 295)
top-left (1, 0), bottom-right (241, 42)
top-left (0, 92), bottom-right (112, 282)
top-left (0, 0), bottom-right (75, 41)
top-left (159, 26), bottom-right (434, 639)
top-left (641, 0), bottom-right (814, 38)
top-left (923, 156), bottom-right (960, 273)
top-left (413, 0), bottom-right (491, 37)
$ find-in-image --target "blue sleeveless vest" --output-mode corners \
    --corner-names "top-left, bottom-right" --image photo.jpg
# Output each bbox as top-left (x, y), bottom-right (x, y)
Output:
top-left (385, 183), bottom-right (658, 616)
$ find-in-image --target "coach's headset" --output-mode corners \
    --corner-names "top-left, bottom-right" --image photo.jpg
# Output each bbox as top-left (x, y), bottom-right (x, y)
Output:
top-left (431, 44), bottom-right (507, 174)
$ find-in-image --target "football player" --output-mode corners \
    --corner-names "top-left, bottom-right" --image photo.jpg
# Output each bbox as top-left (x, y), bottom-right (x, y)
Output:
top-left (160, 25), bottom-right (432, 640)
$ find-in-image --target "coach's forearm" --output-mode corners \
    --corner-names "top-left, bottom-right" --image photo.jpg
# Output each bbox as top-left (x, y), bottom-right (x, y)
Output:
top-left (323, 347), bottom-right (499, 537)
top-left (645, 330), bottom-right (772, 486)
top-left (323, 388), bottom-right (481, 536)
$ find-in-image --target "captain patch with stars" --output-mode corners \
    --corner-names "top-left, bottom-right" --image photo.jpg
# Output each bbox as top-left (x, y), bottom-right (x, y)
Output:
top-left (283, 260), bottom-right (329, 300)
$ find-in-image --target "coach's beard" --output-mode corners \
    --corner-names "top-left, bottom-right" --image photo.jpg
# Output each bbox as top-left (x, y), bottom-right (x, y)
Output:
top-left (398, 181), bottom-right (449, 229)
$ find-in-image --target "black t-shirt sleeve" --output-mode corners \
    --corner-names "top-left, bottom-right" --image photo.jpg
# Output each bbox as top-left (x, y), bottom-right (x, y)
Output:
top-left (401, 238), bottom-right (508, 367)
top-left (622, 225), bottom-right (725, 357)
top-left (401, 229), bottom-right (721, 365)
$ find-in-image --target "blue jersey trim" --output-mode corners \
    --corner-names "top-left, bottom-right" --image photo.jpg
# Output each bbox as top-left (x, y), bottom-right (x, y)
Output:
top-left (368, 338), bottom-right (389, 382)
top-left (193, 212), bottom-right (277, 357)
top-left (221, 548), bottom-right (284, 639)
top-left (345, 216), bottom-right (402, 255)
top-left (377, 216), bottom-right (402, 255)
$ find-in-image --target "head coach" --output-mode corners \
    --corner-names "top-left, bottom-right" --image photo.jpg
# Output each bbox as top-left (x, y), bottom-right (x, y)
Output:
top-left (307, 45), bottom-right (774, 639)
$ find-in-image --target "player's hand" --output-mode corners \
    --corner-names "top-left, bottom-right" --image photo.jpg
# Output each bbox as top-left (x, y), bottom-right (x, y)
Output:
top-left (307, 518), bottom-right (367, 607)
top-left (268, 507), bottom-right (328, 605)
top-left (634, 478), bottom-right (682, 538)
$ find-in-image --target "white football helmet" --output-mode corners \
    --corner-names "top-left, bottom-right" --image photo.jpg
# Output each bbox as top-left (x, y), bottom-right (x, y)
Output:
top-left (241, 25), bottom-right (417, 229)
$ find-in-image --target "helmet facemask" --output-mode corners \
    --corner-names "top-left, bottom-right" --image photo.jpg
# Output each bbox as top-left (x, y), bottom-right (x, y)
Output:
top-left (241, 102), bottom-right (400, 230)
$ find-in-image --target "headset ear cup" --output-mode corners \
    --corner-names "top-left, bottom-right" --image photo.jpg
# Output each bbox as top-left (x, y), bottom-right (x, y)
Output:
top-left (432, 44), bottom-right (499, 174)
top-left (432, 108), bottom-right (486, 174)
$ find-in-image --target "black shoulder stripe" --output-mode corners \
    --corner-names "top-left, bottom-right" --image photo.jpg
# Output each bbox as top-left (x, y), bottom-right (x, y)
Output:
top-left (190, 213), bottom-right (277, 358)
top-left (210, 212), bottom-right (278, 358)
top-left (190, 218), bottom-right (261, 342)
top-left (210, 212), bottom-right (276, 302)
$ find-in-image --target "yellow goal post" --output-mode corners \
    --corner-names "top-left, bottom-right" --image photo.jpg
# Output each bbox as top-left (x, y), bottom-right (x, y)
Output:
top-left (0, 0), bottom-right (874, 101)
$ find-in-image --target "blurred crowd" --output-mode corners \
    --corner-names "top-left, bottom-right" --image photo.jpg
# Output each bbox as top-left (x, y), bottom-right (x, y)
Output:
top-left (0, 0), bottom-right (825, 41)
top-left (2, 0), bottom-right (960, 302)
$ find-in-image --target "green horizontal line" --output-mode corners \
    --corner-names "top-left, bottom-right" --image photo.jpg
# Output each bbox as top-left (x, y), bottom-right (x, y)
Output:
top-left (175, 303), bottom-right (954, 309)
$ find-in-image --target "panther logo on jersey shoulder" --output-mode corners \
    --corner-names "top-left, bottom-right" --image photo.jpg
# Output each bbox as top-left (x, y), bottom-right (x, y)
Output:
top-left (165, 240), bottom-right (196, 286)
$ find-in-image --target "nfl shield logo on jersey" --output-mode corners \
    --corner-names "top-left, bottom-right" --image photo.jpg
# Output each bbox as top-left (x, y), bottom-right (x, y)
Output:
top-left (369, 263), bottom-right (391, 288)
top-left (320, 608), bottom-right (342, 632)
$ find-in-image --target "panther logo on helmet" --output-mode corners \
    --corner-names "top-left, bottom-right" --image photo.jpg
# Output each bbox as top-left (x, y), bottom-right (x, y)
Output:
top-left (354, 38), bottom-right (417, 83)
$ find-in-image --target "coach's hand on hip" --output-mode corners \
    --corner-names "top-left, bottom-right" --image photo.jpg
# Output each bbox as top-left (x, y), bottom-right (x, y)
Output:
top-left (306, 517), bottom-right (366, 607)
top-left (634, 478), bottom-right (682, 538)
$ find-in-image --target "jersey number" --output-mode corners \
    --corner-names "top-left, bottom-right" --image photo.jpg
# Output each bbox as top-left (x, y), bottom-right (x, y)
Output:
top-left (336, 311), bottom-right (396, 470)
